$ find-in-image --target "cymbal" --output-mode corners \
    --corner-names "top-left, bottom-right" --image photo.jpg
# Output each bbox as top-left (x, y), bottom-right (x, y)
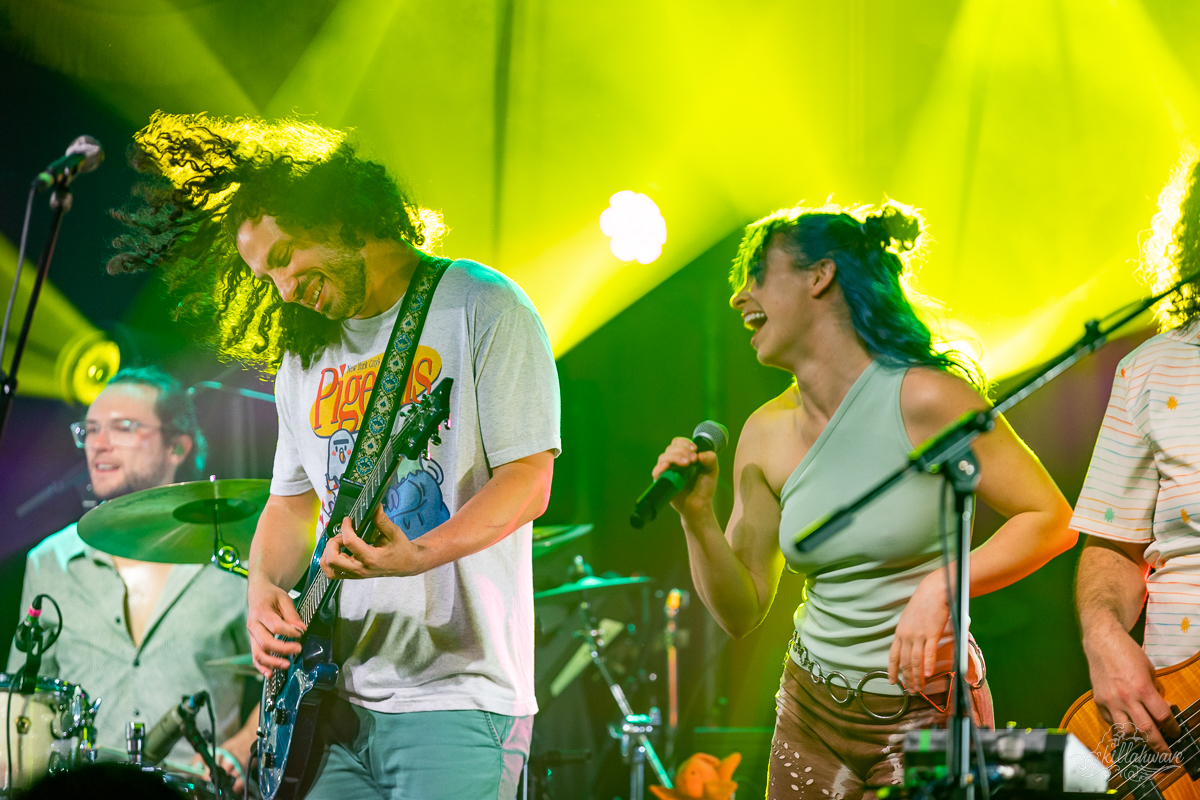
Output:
top-left (533, 574), bottom-right (652, 601)
top-left (531, 524), bottom-right (593, 560)
top-left (203, 653), bottom-right (259, 677)
top-left (78, 479), bottom-right (269, 564)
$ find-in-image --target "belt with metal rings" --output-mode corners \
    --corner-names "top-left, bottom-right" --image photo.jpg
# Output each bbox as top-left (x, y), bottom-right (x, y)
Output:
top-left (787, 632), bottom-right (910, 721)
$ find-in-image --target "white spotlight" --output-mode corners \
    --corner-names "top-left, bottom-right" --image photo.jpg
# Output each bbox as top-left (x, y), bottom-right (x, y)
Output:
top-left (599, 191), bottom-right (667, 264)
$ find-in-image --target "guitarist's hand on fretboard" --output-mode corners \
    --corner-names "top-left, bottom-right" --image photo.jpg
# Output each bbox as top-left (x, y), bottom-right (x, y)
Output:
top-left (248, 579), bottom-right (307, 678)
top-left (319, 505), bottom-right (428, 580)
top-left (1086, 624), bottom-right (1181, 755)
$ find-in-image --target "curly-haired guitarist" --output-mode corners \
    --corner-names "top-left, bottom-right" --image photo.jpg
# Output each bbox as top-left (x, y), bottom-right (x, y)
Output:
top-left (108, 112), bottom-right (560, 800)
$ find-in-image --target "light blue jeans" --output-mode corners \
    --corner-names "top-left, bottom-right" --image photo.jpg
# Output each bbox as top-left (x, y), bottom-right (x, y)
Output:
top-left (302, 700), bottom-right (532, 800)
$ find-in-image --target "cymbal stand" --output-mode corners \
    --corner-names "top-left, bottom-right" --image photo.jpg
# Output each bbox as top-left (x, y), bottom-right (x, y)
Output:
top-left (576, 600), bottom-right (672, 798)
top-left (663, 589), bottom-right (686, 765)
top-left (208, 479), bottom-right (248, 578)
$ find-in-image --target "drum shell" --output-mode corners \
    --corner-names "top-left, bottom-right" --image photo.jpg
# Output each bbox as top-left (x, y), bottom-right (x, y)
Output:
top-left (0, 675), bottom-right (95, 791)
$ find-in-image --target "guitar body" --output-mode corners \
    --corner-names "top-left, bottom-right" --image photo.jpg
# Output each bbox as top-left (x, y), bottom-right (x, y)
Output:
top-left (257, 637), bottom-right (339, 800)
top-left (1061, 650), bottom-right (1200, 800)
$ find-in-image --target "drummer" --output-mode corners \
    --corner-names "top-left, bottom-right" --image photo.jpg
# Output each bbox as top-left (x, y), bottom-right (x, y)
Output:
top-left (7, 366), bottom-right (257, 792)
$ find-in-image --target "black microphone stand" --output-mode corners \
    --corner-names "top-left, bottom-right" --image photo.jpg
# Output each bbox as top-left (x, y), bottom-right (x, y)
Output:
top-left (791, 270), bottom-right (1200, 800)
top-left (0, 178), bottom-right (76, 448)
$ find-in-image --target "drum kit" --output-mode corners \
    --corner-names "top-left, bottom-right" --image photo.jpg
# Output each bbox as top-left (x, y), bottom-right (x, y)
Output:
top-left (4, 480), bottom-right (666, 799)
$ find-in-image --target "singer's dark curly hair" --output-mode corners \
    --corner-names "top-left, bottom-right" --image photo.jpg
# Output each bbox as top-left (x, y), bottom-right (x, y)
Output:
top-left (730, 200), bottom-right (987, 391)
top-left (107, 112), bottom-right (438, 372)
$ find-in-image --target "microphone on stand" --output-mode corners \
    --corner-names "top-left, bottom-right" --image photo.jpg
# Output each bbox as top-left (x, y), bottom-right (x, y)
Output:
top-left (13, 597), bottom-right (43, 653)
top-left (143, 690), bottom-right (208, 764)
top-left (14, 596), bottom-right (45, 694)
top-left (33, 136), bottom-right (104, 191)
top-left (630, 421), bottom-right (729, 528)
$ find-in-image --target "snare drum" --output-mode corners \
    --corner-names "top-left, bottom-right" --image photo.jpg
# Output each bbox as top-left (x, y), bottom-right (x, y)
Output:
top-left (0, 674), bottom-right (97, 791)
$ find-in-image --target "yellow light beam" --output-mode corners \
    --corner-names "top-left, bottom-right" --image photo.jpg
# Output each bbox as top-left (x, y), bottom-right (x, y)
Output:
top-left (0, 235), bottom-right (118, 404)
top-left (896, 0), bottom-right (1200, 378)
top-left (4, 0), bottom-right (258, 123)
top-left (264, 0), bottom-right (408, 125)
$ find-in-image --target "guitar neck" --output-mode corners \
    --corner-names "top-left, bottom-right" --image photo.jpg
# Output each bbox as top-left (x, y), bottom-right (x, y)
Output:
top-left (294, 431), bottom-right (401, 628)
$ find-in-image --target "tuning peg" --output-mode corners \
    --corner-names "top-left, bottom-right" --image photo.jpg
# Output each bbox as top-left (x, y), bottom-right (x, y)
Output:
top-left (431, 434), bottom-right (442, 446)
top-left (445, 411), bottom-right (452, 431)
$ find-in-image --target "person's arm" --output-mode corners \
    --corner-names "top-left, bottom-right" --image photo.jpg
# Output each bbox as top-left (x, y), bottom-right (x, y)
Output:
top-left (888, 369), bottom-right (1077, 691)
top-left (320, 450), bottom-right (554, 578)
top-left (1076, 536), bottom-right (1178, 753)
top-left (246, 490), bottom-right (319, 676)
top-left (653, 407), bottom-right (786, 639)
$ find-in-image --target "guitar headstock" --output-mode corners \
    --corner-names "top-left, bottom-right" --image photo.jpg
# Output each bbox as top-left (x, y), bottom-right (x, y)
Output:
top-left (396, 378), bottom-right (454, 461)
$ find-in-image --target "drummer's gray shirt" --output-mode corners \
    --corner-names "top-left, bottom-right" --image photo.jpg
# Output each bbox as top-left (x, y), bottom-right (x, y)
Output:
top-left (7, 525), bottom-right (251, 763)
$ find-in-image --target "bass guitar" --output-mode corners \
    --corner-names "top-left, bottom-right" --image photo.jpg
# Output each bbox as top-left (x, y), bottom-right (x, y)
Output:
top-left (256, 378), bottom-right (453, 800)
top-left (1061, 649), bottom-right (1200, 800)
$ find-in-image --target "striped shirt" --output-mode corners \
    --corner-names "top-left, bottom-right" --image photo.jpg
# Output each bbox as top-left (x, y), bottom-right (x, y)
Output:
top-left (6, 525), bottom-right (251, 761)
top-left (1072, 322), bottom-right (1200, 668)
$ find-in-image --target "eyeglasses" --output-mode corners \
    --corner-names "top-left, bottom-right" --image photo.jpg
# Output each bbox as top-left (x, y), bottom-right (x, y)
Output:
top-left (70, 419), bottom-right (161, 449)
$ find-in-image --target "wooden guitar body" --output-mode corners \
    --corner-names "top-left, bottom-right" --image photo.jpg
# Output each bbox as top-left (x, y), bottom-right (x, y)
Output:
top-left (1061, 650), bottom-right (1200, 800)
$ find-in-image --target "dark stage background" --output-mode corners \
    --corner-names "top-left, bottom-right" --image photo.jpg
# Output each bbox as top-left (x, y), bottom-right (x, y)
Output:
top-left (0, 37), bottom-right (1158, 800)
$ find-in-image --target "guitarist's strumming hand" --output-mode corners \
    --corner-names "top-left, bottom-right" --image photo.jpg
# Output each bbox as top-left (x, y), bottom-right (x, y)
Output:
top-left (1084, 620), bottom-right (1180, 756)
top-left (1077, 536), bottom-right (1180, 757)
top-left (247, 579), bottom-right (306, 678)
top-left (320, 506), bottom-right (430, 579)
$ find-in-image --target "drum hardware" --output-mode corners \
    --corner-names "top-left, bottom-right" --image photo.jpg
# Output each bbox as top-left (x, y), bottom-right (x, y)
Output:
top-left (533, 568), bottom-right (652, 602)
top-left (531, 524), bottom-right (594, 560)
top-left (574, 597), bottom-right (673, 799)
top-left (0, 675), bottom-right (98, 794)
top-left (126, 722), bottom-right (145, 765)
top-left (77, 478), bottom-right (268, 577)
top-left (663, 588), bottom-right (688, 764)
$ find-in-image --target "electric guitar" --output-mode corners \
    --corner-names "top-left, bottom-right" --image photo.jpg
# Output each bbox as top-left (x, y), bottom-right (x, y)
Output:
top-left (1061, 649), bottom-right (1200, 800)
top-left (256, 378), bottom-right (453, 800)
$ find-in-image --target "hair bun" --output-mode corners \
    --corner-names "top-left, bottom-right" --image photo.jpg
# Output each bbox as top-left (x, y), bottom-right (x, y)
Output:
top-left (861, 204), bottom-right (921, 254)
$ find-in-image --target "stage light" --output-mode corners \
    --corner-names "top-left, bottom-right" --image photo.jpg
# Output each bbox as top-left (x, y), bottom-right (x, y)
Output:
top-left (600, 191), bottom-right (667, 265)
top-left (0, 235), bottom-right (120, 405)
top-left (57, 329), bottom-right (120, 405)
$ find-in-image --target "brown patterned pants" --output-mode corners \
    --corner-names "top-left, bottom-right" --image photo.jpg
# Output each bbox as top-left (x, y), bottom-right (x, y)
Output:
top-left (767, 654), bottom-right (994, 800)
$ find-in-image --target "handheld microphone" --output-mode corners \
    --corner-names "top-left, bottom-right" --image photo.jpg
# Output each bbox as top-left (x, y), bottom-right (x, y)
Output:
top-left (143, 690), bottom-right (208, 764)
top-left (33, 136), bottom-right (104, 191)
top-left (631, 421), bottom-right (729, 528)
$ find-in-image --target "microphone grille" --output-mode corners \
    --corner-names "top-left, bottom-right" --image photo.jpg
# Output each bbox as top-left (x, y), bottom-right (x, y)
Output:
top-left (692, 420), bottom-right (729, 453)
top-left (67, 135), bottom-right (105, 174)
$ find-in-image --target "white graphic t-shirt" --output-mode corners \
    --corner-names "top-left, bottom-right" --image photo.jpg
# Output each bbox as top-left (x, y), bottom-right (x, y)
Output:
top-left (270, 259), bottom-right (560, 716)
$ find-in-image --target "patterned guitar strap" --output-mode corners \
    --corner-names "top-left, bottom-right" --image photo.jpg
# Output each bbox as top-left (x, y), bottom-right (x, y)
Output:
top-left (309, 253), bottom-right (452, 598)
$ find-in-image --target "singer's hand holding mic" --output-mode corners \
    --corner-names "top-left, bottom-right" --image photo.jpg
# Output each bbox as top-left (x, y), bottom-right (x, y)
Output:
top-left (631, 421), bottom-right (729, 527)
